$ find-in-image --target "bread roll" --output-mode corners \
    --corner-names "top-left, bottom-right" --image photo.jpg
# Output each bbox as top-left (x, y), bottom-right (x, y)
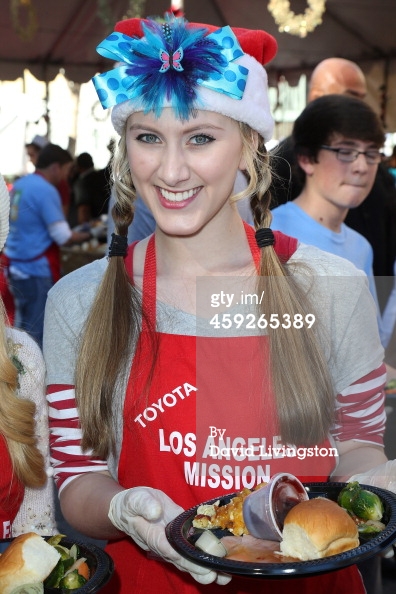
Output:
top-left (0, 532), bottom-right (60, 594)
top-left (279, 497), bottom-right (359, 560)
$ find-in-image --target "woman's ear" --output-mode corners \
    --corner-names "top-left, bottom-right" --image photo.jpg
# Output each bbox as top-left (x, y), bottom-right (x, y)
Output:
top-left (297, 153), bottom-right (315, 176)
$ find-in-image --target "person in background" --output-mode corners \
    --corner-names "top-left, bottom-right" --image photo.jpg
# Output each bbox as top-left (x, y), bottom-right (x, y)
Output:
top-left (0, 173), bottom-right (56, 549)
top-left (25, 135), bottom-right (49, 167)
top-left (73, 152), bottom-right (110, 224)
top-left (270, 58), bottom-right (396, 290)
top-left (4, 144), bottom-right (92, 347)
top-left (26, 135), bottom-right (71, 219)
top-left (43, 16), bottom-right (394, 594)
top-left (271, 94), bottom-right (385, 344)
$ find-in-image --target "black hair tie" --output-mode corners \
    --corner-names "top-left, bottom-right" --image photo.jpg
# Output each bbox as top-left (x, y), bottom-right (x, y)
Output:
top-left (108, 233), bottom-right (128, 258)
top-left (255, 228), bottom-right (275, 249)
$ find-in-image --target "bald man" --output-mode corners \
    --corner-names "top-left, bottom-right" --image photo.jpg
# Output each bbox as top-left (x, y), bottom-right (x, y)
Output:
top-left (270, 57), bottom-right (396, 288)
top-left (308, 57), bottom-right (367, 101)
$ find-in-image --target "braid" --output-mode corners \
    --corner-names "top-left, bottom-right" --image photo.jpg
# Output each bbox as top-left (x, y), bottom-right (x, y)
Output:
top-left (238, 124), bottom-right (335, 445)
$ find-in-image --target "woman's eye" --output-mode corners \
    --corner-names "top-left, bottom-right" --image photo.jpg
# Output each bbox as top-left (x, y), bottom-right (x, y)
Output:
top-left (137, 133), bottom-right (159, 144)
top-left (191, 134), bottom-right (214, 145)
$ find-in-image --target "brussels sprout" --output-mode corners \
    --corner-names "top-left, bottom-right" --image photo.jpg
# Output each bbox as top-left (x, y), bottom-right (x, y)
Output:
top-left (337, 481), bottom-right (361, 511)
top-left (59, 569), bottom-right (88, 589)
top-left (351, 489), bottom-right (384, 521)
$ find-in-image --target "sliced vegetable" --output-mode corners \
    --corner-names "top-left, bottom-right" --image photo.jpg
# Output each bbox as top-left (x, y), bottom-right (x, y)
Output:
top-left (54, 545), bottom-right (71, 561)
top-left (69, 544), bottom-right (79, 560)
top-left (58, 569), bottom-right (88, 589)
top-left (44, 536), bottom-right (91, 589)
top-left (195, 530), bottom-right (227, 557)
top-left (76, 560), bottom-right (90, 581)
top-left (47, 534), bottom-right (67, 547)
top-left (358, 519), bottom-right (386, 534)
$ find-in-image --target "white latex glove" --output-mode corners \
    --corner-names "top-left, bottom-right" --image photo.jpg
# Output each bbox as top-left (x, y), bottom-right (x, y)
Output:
top-left (108, 487), bottom-right (231, 586)
top-left (349, 460), bottom-right (396, 493)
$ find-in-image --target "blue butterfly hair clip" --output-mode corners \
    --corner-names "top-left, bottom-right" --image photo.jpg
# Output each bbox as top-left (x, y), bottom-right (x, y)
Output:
top-left (93, 16), bottom-right (248, 121)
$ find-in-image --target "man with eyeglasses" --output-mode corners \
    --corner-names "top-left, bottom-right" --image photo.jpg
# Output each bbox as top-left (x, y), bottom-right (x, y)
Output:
top-left (270, 58), bottom-right (396, 291)
top-left (271, 94), bottom-right (385, 343)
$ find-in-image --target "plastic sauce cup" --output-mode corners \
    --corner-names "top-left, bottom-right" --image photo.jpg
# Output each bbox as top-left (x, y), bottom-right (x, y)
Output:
top-left (242, 473), bottom-right (308, 541)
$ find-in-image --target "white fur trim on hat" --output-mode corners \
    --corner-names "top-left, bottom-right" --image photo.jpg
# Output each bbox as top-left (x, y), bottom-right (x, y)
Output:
top-left (0, 175), bottom-right (10, 251)
top-left (111, 54), bottom-right (274, 141)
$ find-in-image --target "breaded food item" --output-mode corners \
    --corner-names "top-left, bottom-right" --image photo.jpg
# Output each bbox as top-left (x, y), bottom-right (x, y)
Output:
top-left (279, 497), bottom-right (359, 560)
top-left (193, 485), bottom-right (266, 536)
top-left (0, 532), bottom-right (60, 594)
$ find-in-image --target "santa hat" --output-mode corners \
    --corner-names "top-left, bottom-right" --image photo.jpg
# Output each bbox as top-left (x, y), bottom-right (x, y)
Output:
top-left (0, 175), bottom-right (10, 251)
top-left (93, 16), bottom-right (277, 141)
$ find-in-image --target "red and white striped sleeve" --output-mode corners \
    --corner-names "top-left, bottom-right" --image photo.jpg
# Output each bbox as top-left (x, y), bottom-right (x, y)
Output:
top-left (332, 363), bottom-right (387, 445)
top-left (47, 384), bottom-right (108, 493)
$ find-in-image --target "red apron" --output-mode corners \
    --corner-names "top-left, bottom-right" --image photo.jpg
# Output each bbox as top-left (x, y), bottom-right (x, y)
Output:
top-left (102, 224), bottom-right (364, 594)
top-left (0, 436), bottom-right (24, 538)
top-left (5, 243), bottom-right (61, 284)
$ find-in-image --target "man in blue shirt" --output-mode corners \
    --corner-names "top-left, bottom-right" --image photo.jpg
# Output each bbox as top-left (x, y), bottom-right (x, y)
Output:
top-left (5, 144), bottom-right (91, 346)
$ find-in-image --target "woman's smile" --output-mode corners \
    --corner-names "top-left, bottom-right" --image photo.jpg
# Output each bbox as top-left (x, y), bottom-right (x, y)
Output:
top-left (157, 186), bottom-right (202, 207)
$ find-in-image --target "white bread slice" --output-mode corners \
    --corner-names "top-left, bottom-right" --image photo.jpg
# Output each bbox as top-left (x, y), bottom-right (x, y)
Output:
top-left (0, 532), bottom-right (60, 594)
top-left (279, 497), bottom-right (359, 560)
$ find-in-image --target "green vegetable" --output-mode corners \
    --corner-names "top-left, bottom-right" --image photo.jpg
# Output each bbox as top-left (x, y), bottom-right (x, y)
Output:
top-left (351, 489), bottom-right (384, 521)
top-left (337, 481), bottom-right (361, 511)
top-left (54, 545), bottom-right (71, 561)
top-left (43, 535), bottom-right (91, 589)
top-left (58, 570), bottom-right (88, 589)
top-left (47, 534), bottom-right (67, 547)
top-left (69, 544), bottom-right (79, 560)
top-left (44, 559), bottom-right (65, 588)
top-left (358, 519), bottom-right (386, 534)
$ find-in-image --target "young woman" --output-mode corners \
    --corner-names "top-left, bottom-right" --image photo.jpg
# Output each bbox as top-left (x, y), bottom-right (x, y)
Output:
top-left (44, 17), bottom-right (392, 593)
top-left (0, 173), bottom-right (56, 545)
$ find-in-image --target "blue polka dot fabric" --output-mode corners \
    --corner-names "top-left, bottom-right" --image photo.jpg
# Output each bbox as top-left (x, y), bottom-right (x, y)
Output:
top-left (93, 23), bottom-right (248, 111)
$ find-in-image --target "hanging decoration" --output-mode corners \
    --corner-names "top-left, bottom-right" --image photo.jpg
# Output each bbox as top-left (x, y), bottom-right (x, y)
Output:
top-left (97, 0), bottom-right (146, 28)
top-left (125, 0), bottom-right (146, 18)
top-left (267, 0), bottom-right (326, 38)
top-left (10, 0), bottom-right (38, 42)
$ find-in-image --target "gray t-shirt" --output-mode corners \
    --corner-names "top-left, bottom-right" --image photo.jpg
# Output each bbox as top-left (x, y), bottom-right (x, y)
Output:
top-left (43, 243), bottom-right (384, 474)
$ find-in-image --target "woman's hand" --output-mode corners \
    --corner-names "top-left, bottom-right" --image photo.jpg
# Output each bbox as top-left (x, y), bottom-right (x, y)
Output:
top-left (108, 487), bottom-right (231, 585)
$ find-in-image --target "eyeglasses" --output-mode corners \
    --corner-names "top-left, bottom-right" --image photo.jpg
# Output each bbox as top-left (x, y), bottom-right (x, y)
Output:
top-left (319, 145), bottom-right (382, 165)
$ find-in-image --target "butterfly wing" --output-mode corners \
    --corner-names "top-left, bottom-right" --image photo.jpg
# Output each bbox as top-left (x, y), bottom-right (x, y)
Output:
top-left (159, 49), bottom-right (170, 72)
top-left (171, 47), bottom-right (184, 72)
